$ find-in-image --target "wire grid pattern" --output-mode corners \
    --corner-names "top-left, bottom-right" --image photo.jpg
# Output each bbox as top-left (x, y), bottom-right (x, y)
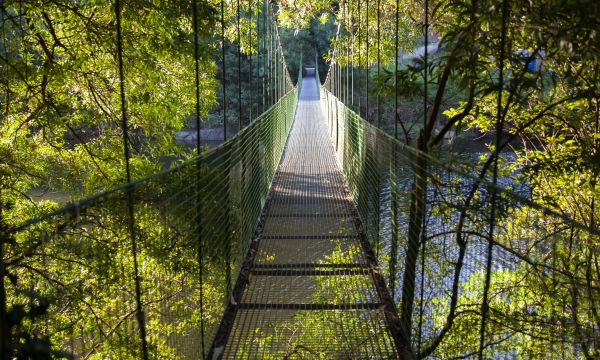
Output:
top-left (7, 89), bottom-right (297, 359)
top-left (222, 75), bottom-right (398, 359)
top-left (320, 77), bottom-right (600, 358)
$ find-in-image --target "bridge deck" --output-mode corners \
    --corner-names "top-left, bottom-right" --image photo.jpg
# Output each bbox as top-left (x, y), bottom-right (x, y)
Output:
top-left (222, 75), bottom-right (398, 358)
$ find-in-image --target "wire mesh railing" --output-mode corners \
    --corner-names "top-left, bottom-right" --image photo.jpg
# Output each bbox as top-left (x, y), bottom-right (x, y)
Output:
top-left (5, 88), bottom-right (297, 359)
top-left (320, 83), bottom-right (600, 358)
top-left (1, 0), bottom-right (299, 358)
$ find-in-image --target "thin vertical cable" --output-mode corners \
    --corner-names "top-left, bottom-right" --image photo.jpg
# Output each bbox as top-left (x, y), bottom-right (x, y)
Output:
top-left (416, 0), bottom-right (430, 352)
top-left (357, 0), bottom-right (361, 116)
top-left (222, 0), bottom-right (228, 141)
top-left (390, 0), bottom-right (401, 331)
top-left (268, 0), bottom-right (271, 103)
top-left (248, 0), bottom-right (253, 122)
top-left (394, 0), bottom-right (399, 139)
top-left (269, 4), bottom-right (273, 105)
top-left (273, 18), bottom-right (278, 102)
top-left (255, 0), bottom-right (260, 117)
top-left (271, 15), bottom-right (276, 103)
top-left (274, 18), bottom-right (277, 102)
top-left (351, 0), bottom-right (354, 107)
top-left (365, 0), bottom-right (369, 122)
top-left (376, 0), bottom-right (381, 127)
top-left (261, 0), bottom-right (269, 112)
top-left (237, 0), bottom-right (242, 130)
top-left (346, 1), bottom-right (350, 106)
top-left (339, 5), bottom-right (344, 103)
top-left (423, 0), bottom-right (428, 129)
top-left (222, 0), bottom-right (233, 301)
top-left (191, 0), bottom-right (206, 356)
top-left (114, 1), bottom-right (148, 358)
top-left (193, 0), bottom-right (202, 155)
top-left (374, 0), bottom-right (382, 259)
top-left (479, 0), bottom-right (509, 358)
top-left (275, 17), bottom-right (279, 100)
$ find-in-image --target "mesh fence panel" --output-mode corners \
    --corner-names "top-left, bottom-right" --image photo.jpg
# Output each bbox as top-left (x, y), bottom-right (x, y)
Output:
top-left (7, 89), bottom-right (297, 359)
top-left (320, 84), bottom-right (600, 359)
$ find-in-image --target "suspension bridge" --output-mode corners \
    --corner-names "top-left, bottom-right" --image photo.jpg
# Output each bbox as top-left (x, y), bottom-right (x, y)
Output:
top-left (3, 0), bottom-right (599, 359)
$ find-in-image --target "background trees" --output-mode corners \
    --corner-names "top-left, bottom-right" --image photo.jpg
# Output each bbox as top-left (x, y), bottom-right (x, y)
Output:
top-left (1, 0), bottom-right (598, 358)
top-left (0, 0), bottom-right (218, 220)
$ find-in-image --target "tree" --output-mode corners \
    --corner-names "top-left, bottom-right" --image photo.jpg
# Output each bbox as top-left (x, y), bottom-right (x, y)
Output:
top-left (275, 0), bottom-right (600, 357)
top-left (1, 0), bottom-right (219, 357)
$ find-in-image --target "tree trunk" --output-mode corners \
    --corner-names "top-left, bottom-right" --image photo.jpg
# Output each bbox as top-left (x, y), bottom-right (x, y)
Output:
top-left (399, 136), bottom-right (428, 347)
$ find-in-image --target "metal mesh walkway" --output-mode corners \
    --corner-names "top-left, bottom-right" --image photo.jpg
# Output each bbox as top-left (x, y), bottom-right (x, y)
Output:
top-left (221, 74), bottom-right (399, 358)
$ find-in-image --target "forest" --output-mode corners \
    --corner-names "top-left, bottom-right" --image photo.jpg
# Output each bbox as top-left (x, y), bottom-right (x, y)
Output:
top-left (1, 0), bottom-right (599, 358)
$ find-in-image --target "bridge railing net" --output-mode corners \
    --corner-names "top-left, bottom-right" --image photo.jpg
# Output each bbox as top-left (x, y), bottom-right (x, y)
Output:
top-left (320, 84), bottom-right (599, 358)
top-left (7, 89), bottom-right (297, 359)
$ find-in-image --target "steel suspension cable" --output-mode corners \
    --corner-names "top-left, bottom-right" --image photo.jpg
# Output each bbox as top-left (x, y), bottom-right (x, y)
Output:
top-left (274, 18), bottom-right (278, 102)
top-left (275, 23), bottom-right (293, 92)
top-left (346, 1), bottom-right (350, 105)
top-left (248, 0), bottom-right (253, 122)
top-left (270, 4), bottom-right (274, 105)
top-left (266, 2), bottom-right (271, 107)
top-left (377, 0), bottom-right (380, 128)
top-left (262, 0), bottom-right (267, 112)
top-left (365, 0), bottom-right (369, 123)
top-left (394, 0), bottom-right (399, 139)
top-left (351, 0), bottom-right (354, 107)
top-left (221, 0), bottom-right (232, 301)
top-left (423, 0), bottom-right (428, 131)
top-left (222, 0), bottom-right (228, 142)
top-left (271, 4), bottom-right (274, 94)
top-left (390, 0), bottom-right (401, 346)
top-left (375, 0), bottom-right (383, 258)
top-left (274, 13), bottom-right (278, 101)
top-left (357, 0), bottom-right (361, 117)
top-left (191, 0), bottom-right (206, 355)
top-left (114, 0), bottom-right (148, 357)
top-left (237, 0), bottom-right (242, 130)
top-left (417, 0), bottom-right (430, 352)
top-left (255, 0), bottom-right (260, 117)
top-left (479, 0), bottom-right (509, 357)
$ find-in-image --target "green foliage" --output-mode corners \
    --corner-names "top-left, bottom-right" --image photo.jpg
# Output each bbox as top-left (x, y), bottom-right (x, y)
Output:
top-left (317, 0), bottom-right (600, 351)
top-left (3, 88), bottom-right (297, 358)
top-left (0, 0), bottom-right (218, 216)
top-left (1, 0), bottom-right (599, 358)
top-left (0, 0), bottom-right (298, 357)
top-left (278, 18), bottom-right (336, 84)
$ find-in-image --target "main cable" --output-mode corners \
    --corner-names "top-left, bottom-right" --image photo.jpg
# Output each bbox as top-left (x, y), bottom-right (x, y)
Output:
top-left (191, 0), bottom-right (206, 356)
top-left (479, 0), bottom-right (510, 358)
top-left (114, 0), bottom-right (149, 358)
